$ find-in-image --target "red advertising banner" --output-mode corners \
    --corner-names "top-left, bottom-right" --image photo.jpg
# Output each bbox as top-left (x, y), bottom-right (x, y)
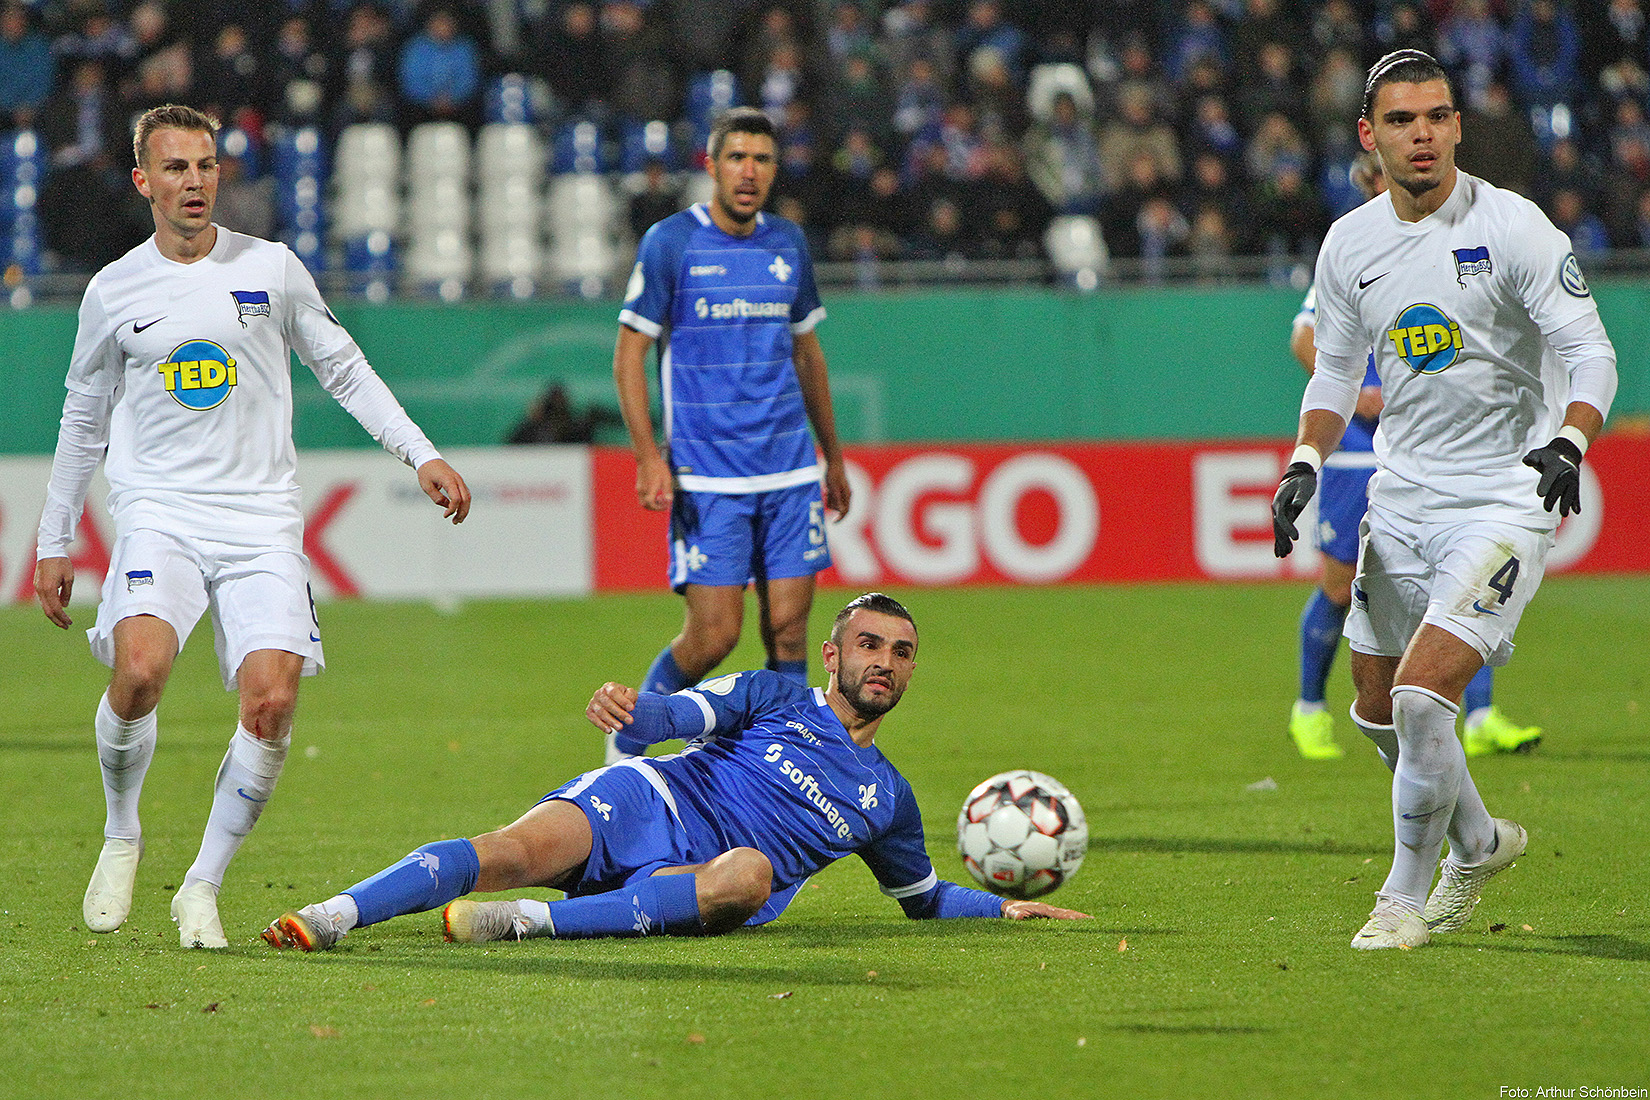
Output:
top-left (592, 437), bottom-right (1650, 589)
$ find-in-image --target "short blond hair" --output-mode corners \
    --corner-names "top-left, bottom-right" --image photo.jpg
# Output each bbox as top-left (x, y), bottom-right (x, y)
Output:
top-left (133, 103), bottom-right (220, 167)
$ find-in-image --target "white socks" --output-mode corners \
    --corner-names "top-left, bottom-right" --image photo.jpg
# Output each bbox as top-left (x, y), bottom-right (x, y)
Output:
top-left (517, 898), bottom-right (553, 936)
top-left (314, 894), bottom-right (361, 933)
top-left (182, 724), bottom-right (290, 890)
top-left (1382, 686), bottom-right (1493, 911)
top-left (96, 692), bottom-right (158, 842)
top-left (1351, 704), bottom-right (1399, 772)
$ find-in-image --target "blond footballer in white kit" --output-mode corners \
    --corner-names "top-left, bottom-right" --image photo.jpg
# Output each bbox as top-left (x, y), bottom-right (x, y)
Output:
top-left (34, 105), bottom-right (473, 949)
top-left (1271, 52), bottom-right (1618, 950)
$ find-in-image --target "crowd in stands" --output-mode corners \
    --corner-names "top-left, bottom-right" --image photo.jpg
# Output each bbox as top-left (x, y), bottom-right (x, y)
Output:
top-left (3, 0), bottom-right (1650, 279)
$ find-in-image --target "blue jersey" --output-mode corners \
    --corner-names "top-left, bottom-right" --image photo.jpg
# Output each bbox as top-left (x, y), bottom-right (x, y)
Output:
top-left (619, 670), bottom-right (1002, 921)
top-left (619, 204), bottom-right (826, 494)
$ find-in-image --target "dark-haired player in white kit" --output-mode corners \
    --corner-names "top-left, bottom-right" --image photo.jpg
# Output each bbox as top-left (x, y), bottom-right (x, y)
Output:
top-left (1272, 52), bottom-right (1618, 949)
top-left (34, 104), bottom-right (471, 949)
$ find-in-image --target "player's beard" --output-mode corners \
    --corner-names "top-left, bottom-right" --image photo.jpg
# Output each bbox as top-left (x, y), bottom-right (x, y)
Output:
top-left (841, 666), bottom-right (904, 719)
top-left (1396, 173), bottom-right (1441, 198)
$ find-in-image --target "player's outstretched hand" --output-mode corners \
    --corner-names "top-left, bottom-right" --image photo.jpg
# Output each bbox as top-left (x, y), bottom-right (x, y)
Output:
top-left (1002, 899), bottom-right (1091, 920)
top-left (1271, 461), bottom-right (1318, 557)
top-left (418, 459), bottom-right (472, 524)
top-left (1522, 435), bottom-right (1584, 517)
top-left (34, 557), bottom-right (75, 629)
top-left (635, 453), bottom-right (673, 512)
top-left (587, 681), bottom-right (639, 733)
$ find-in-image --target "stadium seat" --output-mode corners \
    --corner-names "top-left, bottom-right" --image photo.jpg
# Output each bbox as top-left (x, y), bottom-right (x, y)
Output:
top-left (272, 125), bottom-right (327, 271)
top-left (1, 130), bottom-right (44, 279)
top-left (619, 119), bottom-right (680, 173)
top-left (552, 119), bottom-right (609, 175)
top-left (1044, 215), bottom-right (1108, 290)
top-left (476, 123), bottom-right (545, 293)
top-left (484, 73), bottom-right (550, 125)
top-left (546, 173), bottom-right (621, 294)
top-left (403, 122), bottom-right (473, 296)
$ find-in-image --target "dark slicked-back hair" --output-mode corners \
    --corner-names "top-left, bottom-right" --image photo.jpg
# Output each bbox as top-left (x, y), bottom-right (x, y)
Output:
top-left (707, 106), bottom-right (777, 162)
top-left (134, 103), bottom-right (220, 167)
top-left (830, 592), bottom-right (916, 647)
top-left (1361, 49), bottom-right (1454, 119)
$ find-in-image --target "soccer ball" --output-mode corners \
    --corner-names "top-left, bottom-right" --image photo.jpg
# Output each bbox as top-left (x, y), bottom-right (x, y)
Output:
top-left (956, 770), bottom-right (1088, 899)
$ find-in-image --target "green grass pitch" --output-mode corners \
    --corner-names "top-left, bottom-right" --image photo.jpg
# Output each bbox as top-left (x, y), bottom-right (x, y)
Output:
top-left (2, 578), bottom-right (1647, 1099)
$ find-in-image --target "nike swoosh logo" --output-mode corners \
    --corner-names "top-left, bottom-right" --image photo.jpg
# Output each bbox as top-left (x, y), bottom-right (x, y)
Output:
top-left (133, 317), bottom-right (166, 332)
top-left (1400, 810), bottom-right (1439, 820)
top-left (1358, 272), bottom-right (1389, 289)
top-left (236, 788), bottom-right (269, 803)
top-left (308, 632), bottom-right (321, 642)
top-left (1471, 601), bottom-right (1502, 616)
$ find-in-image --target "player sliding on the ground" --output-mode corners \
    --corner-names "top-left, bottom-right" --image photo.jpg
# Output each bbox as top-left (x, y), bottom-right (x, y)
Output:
top-left (262, 593), bottom-right (1088, 949)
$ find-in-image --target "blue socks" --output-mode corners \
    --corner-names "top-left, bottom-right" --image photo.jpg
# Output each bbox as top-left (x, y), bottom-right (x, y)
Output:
top-left (766, 657), bottom-right (807, 686)
top-left (548, 872), bottom-right (703, 938)
top-left (344, 839), bottom-right (480, 928)
top-left (1463, 665), bottom-right (1493, 716)
top-left (643, 644), bottom-right (690, 695)
top-left (1300, 588), bottom-right (1350, 703)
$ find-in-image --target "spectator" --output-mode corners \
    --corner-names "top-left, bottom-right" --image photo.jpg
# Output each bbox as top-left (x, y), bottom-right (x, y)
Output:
top-left (399, 7), bottom-right (482, 128)
top-left (1024, 90), bottom-right (1104, 214)
top-left (1166, 1), bottom-right (1228, 85)
top-left (881, 0), bottom-right (954, 87)
top-left (330, 2), bottom-right (399, 132)
top-left (508, 383), bottom-right (622, 444)
top-left (891, 55), bottom-right (945, 144)
top-left (966, 44), bottom-right (1028, 142)
top-left (825, 50), bottom-right (891, 147)
top-left (972, 141), bottom-right (1049, 259)
top-left (1099, 84), bottom-right (1181, 193)
top-left (601, 0), bottom-right (676, 124)
top-left (1457, 78), bottom-right (1540, 195)
top-left (1188, 201), bottom-right (1236, 281)
top-left (756, 40), bottom-right (808, 129)
top-left (1250, 154), bottom-right (1326, 260)
top-left (1246, 112), bottom-right (1311, 191)
top-left (1180, 150), bottom-right (1252, 254)
top-left (54, 5), bottom-right (136, 78)
top-left (269, 15), bottom-right (330, 124)
top-left (955, 0), bottom-right (1025, 86)
top-left (1237, 41), bottom-right (1304, 135)
top-left (742, 6), bottom-right (807, 98)
top-left (536, 1), bottom-right (606, 114)
top-left (1183, 92), bottom-right (1243, 164)
top-left (195, 24), bottom-right (269, 120)
top-left (1103, 150), bottom-right (1174, 259)
top-left (1550, 187), bottom-right (1611, 254)
top-left (1508, 0), bottom-right (1581, 111)
top-left (1230, 0), bottom-right (1299, 78)
top-left (627, 158), bottom-right (682, 242)
top-left (1533, 136), bottom-right (1603, 210)
top-left (1580, 0), bottom-right (1648, 84)
top-left (936, 101), bottom-right (988, 182)
top-left (1436, 0), bottom-right (1507, 104)
top-left (1309, 48), bottom-right (1365, 151)
top-left (37, 58), bottom-right (126, 169)
top-left (1311, 0), bottom-right (1366, 61)
top-left (0, 1), bottom-right (54, 129)
top-left (1373, 2), bottom-right (1436, 57)
top-left (826, 1), bottom-right (873, 64)
top-left (212, 134), bottom-right (276, 239)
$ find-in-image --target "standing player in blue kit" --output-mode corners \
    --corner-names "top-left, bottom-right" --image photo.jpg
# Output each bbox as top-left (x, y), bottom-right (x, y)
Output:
top-left (607, 107), bottom-right (852, 765)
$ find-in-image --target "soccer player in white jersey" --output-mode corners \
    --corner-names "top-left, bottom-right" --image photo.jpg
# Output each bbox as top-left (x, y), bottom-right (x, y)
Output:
top-left (33, 105), bottom-right (472, 949)
top-left (1271, 52), bottom-right (1618, 950)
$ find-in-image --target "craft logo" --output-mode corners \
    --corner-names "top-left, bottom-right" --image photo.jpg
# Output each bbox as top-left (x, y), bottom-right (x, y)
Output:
top-left (231, 290), bottom-right (270, 326)
top-left (157, 340), bottom-right (238, 410)
top-left (1453, 245), bottom-right (1491, 286)
top-left (1385, 303), bottom-right (1463, 374)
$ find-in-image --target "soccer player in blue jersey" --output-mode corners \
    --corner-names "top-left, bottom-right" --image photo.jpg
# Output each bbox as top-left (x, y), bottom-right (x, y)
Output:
top-left (261, 593), bottom-right (1088, 949)
top-left (609, 106), bottom-right (852, 765)
top-left (1286, 153), bottom-right (1541, 761)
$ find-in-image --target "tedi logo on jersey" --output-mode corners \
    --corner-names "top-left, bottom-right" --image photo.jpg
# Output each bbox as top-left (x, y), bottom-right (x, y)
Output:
top-left (158, 340), bottom-right (238, 410)
top-left (1452, 246), bottom-right (1492, 286)
top-left (231, 290), bottom-right (270, 327)
top-left (1386, 303), bottom-right (1463, 374)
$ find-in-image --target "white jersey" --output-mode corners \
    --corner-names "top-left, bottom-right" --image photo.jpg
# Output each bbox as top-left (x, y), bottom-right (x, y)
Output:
top-left (1311, 172), bottom-right (1601, 531)
top-left (44, 228), bottom-right (438, 553)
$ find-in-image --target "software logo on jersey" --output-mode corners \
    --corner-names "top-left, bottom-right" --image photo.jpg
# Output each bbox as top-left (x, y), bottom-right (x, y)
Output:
top-left (158, 340), bottom-right (239, 410)
top-left (231, 290), bottom-right (270, 326)
top-left (1452, 246), bottom-right (1491, 286)
top-left (693, 296), bottom-right (789, 321)
top-left (1386, 303), bottom-right (1463, 374)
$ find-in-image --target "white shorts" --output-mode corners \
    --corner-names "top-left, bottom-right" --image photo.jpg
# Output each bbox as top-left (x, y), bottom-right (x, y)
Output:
top-left (1345, 505), bottom-right (1552, 668)
top-left (90, 528), bottom-right (325, 691)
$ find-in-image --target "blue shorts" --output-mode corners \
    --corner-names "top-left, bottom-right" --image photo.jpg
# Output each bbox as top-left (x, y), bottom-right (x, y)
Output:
top-left (1314, 462), bottom-right (1375, 565)
top-left (540, 762), bottom-right (798, 925)
top-left (542, 763), bottom-right (709, 896)
top-left (669, 482), bottom-right (830, 591)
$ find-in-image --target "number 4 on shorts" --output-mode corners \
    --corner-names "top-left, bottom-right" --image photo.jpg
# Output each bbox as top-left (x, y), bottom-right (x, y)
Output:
top-left (1487, 556), bottom-right (1520, 605)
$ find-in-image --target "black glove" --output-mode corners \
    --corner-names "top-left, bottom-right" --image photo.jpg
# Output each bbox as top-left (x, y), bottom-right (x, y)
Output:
top-left (1272, 461), bottom-right (1318, 558)
top-left (1521, 435), bottom-right (1584, 518)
